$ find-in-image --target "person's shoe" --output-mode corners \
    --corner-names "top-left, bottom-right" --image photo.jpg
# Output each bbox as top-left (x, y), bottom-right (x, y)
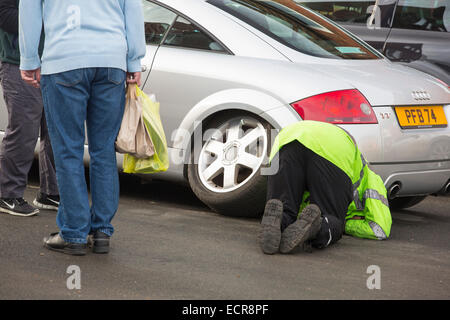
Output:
top-left (91, 230), bottom-right (110, 254)
top-left (33, 193), bottom-right (60, 211)
top-left (279, 204), bottom-right (321, 254)
top-left (43, 232), bottom-right (87, 256)
top-left (0, 198), bottom-right (39, 217)
top-left (258, 199), bottom-right (283, 255)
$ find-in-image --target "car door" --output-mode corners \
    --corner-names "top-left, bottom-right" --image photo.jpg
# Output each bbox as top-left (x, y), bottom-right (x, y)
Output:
top-left (297, 0), bottom-right (397, 53)
top-left (143, 7), bottom-right (233, 149)
top-left (140, 0), bottom-right (178, 87)
top-left (383, 0), bottom-right (450, 84)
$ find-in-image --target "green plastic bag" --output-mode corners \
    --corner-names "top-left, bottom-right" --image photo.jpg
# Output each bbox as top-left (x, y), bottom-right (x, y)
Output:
top-left (123, 86), bottom-right (169, 174)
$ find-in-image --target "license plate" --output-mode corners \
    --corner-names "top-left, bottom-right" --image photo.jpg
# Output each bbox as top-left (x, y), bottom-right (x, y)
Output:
top-left (394, 106), bottom-right (447, 129)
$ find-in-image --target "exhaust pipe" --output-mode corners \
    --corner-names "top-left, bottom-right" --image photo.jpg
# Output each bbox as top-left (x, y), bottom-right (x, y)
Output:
top-left (388, 182), bottom-right (402, 199)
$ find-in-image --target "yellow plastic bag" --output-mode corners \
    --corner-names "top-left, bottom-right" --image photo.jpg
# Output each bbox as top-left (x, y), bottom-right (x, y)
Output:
top-left (122, 86), bottom-right (169, 174)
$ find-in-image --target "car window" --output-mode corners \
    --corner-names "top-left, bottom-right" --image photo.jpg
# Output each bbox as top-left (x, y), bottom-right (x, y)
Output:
top-left (392, 0), bottom-right (450, 32)
top-left (207, 0), bottom-right (382, 59)
top-left (295, 0), bottom-right (396, 28)
top-left (163, 16), bottom-right (227, 52)
top-left (142, 1), bottom-right (177, 45)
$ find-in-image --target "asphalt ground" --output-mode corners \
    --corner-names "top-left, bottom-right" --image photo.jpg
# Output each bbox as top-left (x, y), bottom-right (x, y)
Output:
top-left (0, 163), bottom-right (449, 303)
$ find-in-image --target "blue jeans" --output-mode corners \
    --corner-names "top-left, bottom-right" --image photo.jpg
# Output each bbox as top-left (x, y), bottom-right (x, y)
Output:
top-left (41, 68), bottom-right (126, 244)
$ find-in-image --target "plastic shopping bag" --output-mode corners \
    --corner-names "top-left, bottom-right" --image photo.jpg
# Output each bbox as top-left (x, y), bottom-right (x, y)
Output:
top-left (122, 86), bottom-right (169, 174)
top-left (115, 84), bottom-right (154, 158)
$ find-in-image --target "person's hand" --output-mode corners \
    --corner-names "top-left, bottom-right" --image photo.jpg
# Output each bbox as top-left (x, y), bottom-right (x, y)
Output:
top-left (21, 68), bottom-right (41, 88)
top-left (127, 72), bottom-right (141, 87)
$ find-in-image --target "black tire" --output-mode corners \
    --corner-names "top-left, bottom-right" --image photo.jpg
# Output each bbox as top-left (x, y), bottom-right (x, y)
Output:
top-left (388, 196), bottom-right (427, 210)
top-left (187, 112), bottom-right (272, 218)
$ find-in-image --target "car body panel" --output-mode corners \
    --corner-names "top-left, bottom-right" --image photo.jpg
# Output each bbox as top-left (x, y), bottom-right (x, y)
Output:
top-left (141, 45), bottom-right (159, 86)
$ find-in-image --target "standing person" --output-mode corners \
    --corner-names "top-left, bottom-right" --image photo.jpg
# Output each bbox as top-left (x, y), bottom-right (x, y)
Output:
top-left (19, 0), bottom-right (146, 255)
top-left (259, 121), bottom-right (392, 254)
top-left (0, 0), bottom-right (59, 217)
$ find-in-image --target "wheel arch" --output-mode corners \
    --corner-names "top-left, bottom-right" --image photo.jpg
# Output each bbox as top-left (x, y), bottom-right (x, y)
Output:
top-left (170, 88), bottom-right (287, 179)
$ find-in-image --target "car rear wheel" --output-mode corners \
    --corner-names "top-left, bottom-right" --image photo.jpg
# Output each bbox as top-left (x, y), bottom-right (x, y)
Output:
top-left (187, 113), bottom-right (271, 218)
top-left (388, 196), bottom-right (427, 210)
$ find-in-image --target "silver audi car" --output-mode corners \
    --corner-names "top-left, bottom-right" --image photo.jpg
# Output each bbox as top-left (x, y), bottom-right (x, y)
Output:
top-left (1, 0), bottom-right (449, 217)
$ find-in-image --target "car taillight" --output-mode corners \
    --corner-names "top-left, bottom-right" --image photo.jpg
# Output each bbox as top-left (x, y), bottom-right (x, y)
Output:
top-left (290, 89), bottom-right (378, 124)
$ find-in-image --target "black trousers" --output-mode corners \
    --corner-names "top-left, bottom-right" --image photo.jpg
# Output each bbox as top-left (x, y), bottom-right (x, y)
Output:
top-left (267, 141), bottom-right (353, 248)
top-left (0, 62), bottom-right (58, 198)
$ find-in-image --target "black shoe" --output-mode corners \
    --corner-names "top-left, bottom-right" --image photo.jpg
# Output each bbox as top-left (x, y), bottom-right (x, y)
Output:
top-left (33, 193), bottom-right (60, 211)
top-left (43, 232), bottom-right (87, 256)
top-left (91, 230), bottom-right (110, 254)
top-left (0, 198), bottom-right (39, 217)
top-left (258, 199), bottom-right (283, 255)
top-left (280, 204), bottom-right (321, 254)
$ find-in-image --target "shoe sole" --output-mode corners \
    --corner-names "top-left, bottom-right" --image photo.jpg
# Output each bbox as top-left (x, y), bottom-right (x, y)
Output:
top-left (259, 199), bottom-right (283, 255)
top-left (92, 246), bottom-right (109, 254)
top-left (0, 207), bottom-right (39, 217)
top-left (280, 204), bottom-right (321, 254)
top-left (43, 242), bottom-right (87, 256)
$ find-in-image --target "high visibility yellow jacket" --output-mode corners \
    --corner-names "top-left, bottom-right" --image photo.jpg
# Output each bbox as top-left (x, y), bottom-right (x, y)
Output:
top-left (269, 121), bottom-right (392, 240)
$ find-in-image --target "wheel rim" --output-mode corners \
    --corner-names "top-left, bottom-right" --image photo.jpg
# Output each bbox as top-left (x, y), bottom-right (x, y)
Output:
top-left (198, 117), bottom-right (268, 193)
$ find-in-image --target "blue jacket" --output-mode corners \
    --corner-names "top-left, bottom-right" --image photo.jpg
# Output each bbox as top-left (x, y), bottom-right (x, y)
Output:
top-left (19, 0), bottom-right (146, 74)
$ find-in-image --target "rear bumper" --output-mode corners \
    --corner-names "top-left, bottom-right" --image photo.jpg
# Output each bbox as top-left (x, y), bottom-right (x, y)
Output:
top-left (370, 161), bottom-right (450, 196)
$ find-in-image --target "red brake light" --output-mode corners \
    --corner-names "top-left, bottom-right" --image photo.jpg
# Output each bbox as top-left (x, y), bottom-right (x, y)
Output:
top-left (291, 89), bottom-right (378, 124)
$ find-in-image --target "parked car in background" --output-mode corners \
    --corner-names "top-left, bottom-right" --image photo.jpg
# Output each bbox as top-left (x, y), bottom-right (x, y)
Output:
top-left (1, 0), bottom-right (449, 217)
top-left (296, 0), bottom-right (450, 85)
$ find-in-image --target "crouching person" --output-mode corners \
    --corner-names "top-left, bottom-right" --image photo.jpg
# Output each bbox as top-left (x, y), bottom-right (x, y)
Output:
top-left (259, 120), bottom-right (392, 254)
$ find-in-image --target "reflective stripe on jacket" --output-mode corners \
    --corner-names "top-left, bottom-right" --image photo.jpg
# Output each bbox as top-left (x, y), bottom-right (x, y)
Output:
top-left (269, 121), bottom-right (392, 240)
